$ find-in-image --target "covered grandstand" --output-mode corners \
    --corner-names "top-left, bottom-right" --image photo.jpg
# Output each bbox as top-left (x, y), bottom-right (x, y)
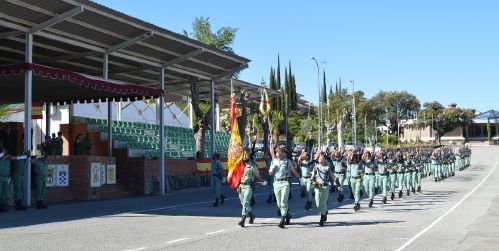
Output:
top-left (0, 0), bottom-right (259, 204)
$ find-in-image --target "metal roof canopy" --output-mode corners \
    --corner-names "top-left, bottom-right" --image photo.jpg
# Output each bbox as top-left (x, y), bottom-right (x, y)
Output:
top-left (0, 0), bottom-right (250, 89)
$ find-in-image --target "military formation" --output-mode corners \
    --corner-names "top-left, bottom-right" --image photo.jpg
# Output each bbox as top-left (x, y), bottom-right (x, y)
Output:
top-left (0, 149), bottom-right (49, 212)
top-left (226, 143), bottom-right (472, 228)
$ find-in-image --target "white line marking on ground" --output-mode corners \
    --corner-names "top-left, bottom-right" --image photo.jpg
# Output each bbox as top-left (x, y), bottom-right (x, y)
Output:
top-left (205, 230), bottom-right (225, 235)
top-left (263, 218), bottom-right (274, 222)
top-left (396, 161), bottom-right (497, 251)
top-left (123, 247), bottom-right (146, 251)
top-left (167, 238), bottom-right (190, 244)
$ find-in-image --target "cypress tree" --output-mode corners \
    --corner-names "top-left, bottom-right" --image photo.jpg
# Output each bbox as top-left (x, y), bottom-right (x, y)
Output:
top-left (322, 70), bottom-right (327, 105)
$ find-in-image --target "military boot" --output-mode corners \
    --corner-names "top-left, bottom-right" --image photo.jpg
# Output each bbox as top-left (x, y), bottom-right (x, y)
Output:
top-left (212, 198), bottom-right (219, 207)
top-left (285, 213), bottom-right (292, 225)
top-left (248, 212), bottom-right (255, 224)
top-left (417, 186), bottom-right (422, 192)
top-left (369, 199), bottom-right (374, 208)
top-left (391, 192), bottom-right (395, 200)
top-left (412, 187), bottom-right (416, 194)
top-left (383, 196), bottom-right (387, 204)
top-left (406, 189), bottom-right (410, 196)
top-left (398, 190), bottom-right (403, 198)
top-left (238, 215), bottom-right (247, 227)
top-left (220, 195), bottom-right (225, 205)
top-left (36, 201), bottom-right (47, 209)
top-left (319, 215), bottom-right (325, 227)
top-left (278, 216), bottom-right (286, 229)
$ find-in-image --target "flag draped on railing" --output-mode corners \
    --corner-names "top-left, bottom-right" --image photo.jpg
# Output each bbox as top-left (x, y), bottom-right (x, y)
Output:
top-left (227, 95), bottom-right (244, 188)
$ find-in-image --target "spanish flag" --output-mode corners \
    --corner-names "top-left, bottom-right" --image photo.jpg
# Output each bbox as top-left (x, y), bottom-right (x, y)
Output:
top-left (259, 88), bottom-right (271, 117)
top-left (227, 95), bottom-right (244, 188)
top-left (32, 101), bottom-right (43, 119)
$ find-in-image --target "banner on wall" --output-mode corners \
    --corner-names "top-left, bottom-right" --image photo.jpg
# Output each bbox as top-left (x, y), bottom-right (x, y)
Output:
top-left (100, 163), bottom-right (106, 185)
top-left (55, 164), bottom-right (69, 187)
top-left (90, 162), bottom-right (101, 188)
top-left (46, 164), bottom-right (56, 187)
top-left (106, 164), bottom-right (116, 184)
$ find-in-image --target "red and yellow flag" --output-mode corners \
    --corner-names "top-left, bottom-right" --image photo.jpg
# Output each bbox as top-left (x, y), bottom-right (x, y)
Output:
top-left (259, 88), bottom-right (271, 117)
top-left (227, 95), bottom-right (244, 188)
top-left (32, 101), bottom-right (43, 119)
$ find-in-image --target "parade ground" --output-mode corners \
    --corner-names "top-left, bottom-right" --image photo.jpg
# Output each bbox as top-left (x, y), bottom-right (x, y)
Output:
top-left (0, 146), bottom-right (497, 251)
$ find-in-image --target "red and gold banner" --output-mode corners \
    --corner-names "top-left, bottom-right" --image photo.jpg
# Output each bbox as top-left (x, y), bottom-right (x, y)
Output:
top-left (32, 101), bottom-right (43, 119)
top-left (196, 159), bottom-right (267, 173)
top-left (226, 96), bottom-right (244, 188)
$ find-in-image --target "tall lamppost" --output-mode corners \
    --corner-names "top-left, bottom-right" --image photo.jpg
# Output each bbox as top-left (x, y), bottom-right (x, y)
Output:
top-left (311, 56), bottom-right (326, 150)
top-left (350, 80), bottom-right (357, 145)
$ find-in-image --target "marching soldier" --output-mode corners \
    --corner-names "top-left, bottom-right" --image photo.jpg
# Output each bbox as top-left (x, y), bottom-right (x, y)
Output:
top-left (238, 149), bottom-right (264, 227)
top-left (376, 150), bottom-right (389, 204)
top-left (362, 151), bottom-right (376, 208)
top-left (269, 143), bottom-right (300, 229)
top-left (405, 152), bottom-right (416, 195)
top-left (345, 149), bottom-right (355, 199)
top-left (264, 150), bottom-right (276, 204)
top-left (395, 149), bottom-right (405, 198)
top-left (348, 147), bottom-right (363, 211)
top-left (310, 151), bottom-right (334, 226)
top-left (33, 153), bottom-right (48, 209)
top-left (297, 150), bottom-right (314, 210)
top-left (387, 151), bottom-right (398, 200)
top-left (13, 151), bottom-right (30, 210)
top-left (0, 151), bottom-right (10, 212)
top-left (331, 150), bottom-right (346, 203)
top-left (211, 152), bottom-right (225, 207)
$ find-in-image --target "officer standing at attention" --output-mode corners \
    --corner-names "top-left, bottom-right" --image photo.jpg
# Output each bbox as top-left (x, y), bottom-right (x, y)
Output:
top-left (238, 149), bottom-right (264, 227)
top-left (348, 148), bottom-right (363, 212)
top-left (297, 150), bottom-right (314, 210)
top-left (310, 151), bottom-right (334, 226)
top-left (269, 142), bottom-right (300, 229)
top-left (211, 152), bottom-right (225, 207)
top-left (362, 151), bottom-right (376, 208)
top-left (13, 151), bottom-right (30, 210)
top-left (33, 153), bottom-right (48, 209)
top-left (0, 150), bottom-right (10, 212)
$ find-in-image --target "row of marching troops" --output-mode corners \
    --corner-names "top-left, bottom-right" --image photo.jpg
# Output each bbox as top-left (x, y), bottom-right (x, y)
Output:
top-left (211, 144), bottom-right (472, 228)
top-left (0, 149), bottom-right (48, 212)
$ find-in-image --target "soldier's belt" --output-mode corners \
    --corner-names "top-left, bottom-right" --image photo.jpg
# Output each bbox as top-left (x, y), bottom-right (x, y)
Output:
top-left (379, 173), bottom-right (388, 176)
top-left (334, 172), bottom-right (345, 175)
top-left (351, 176), bottom-right (361, 179)
top-left (302, 176), bottom-right (311, 179)
top-left (365, 173), bottom-right (375, 176)
top-left (276, 178), bottom-right (289, 182)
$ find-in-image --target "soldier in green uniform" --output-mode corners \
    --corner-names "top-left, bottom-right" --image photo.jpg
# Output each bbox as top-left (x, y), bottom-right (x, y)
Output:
top-left (403, 151), bottom-right (413, 196)
top-left (387, 151), bottom-right (398, 200)
top-left (33, 154), bottom-right (48, 209)
top-left (55, 132), bottom-right (63, 155)
top-left (269, 143), bottom-right (300, 229)
top-left (395, 149), bottom-right (405, 198)
top-left (362, 151), bottom-right (376, 208)
top-left (331, 150), bottom-right (346, 203)
top-left (348, 148), bottom-right (363, 212)
top-left (310, 151), bottom-right (334, 226)
top-left (376, 150), bottom-right (389, 204)
top-left (297, 150), bottom-right (314, 210)
top-left (211, 153), bottom-right (225, 207)
top-left (345, 149), bottom-right (355, 199)
top-left (13, 151), bottom-right (30, 210)
top-left (0, 151), bottom-right (10, 212)
top-left (238, 149), bottom-right (264, 227)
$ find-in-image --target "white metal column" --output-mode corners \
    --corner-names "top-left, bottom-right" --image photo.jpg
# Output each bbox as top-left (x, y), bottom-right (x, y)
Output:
top-left (210, 81), bottom-right (216, 157)
top-left (216, 104), bottom-right (220, 131)
top-left (159, 68), bottom-right (166, 194)
top-left (188, 98), bottom-right (193, 129)
top-left (104, 53), bottom-right (113, 156)
top-left (23, 33), bottom-right (33, 206)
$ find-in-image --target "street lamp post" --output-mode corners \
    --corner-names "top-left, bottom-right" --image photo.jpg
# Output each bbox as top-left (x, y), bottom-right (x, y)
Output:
top-left (350, 80), bottom-right (357, 145)
top-left (311, 56), bottom-right (325, 151)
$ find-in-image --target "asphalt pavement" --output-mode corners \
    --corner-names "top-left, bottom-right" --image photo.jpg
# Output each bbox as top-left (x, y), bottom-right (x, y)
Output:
top-left (0, 146), bottom-right (498, 251)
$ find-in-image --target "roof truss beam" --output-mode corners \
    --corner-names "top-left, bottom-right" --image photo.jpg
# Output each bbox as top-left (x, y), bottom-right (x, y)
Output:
top-left (0, 6), bottom-right (84, 39)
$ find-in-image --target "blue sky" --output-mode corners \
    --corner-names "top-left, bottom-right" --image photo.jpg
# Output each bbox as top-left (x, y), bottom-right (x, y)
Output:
top-left (95, 0), bottom-right (499, 112)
